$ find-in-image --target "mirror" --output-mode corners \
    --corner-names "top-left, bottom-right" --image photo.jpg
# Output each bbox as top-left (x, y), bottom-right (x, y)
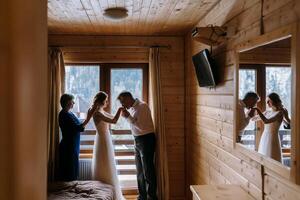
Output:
top-left (237, 37), bottom-right (292, 167)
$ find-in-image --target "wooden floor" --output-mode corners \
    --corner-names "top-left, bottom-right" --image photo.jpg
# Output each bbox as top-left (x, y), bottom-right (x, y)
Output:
top-left (124, 195), bottom-right (138, 200)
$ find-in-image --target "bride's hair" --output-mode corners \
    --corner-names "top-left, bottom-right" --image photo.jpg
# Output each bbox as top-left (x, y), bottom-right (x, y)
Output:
top-left (94, 91), bottom-right (108, 106)
top-left (268, 92), bottom-right (282, 108)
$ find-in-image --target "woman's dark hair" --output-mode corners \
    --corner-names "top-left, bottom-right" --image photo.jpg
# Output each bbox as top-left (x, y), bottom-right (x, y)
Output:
top-left (94, 91), bottom-right (108, 105)
top-left (117, 91), bottom-right (133, 99)
top-left (268, 92), bottom-right (282, 108)
top-left (60, 94), bottom-right (74, 109)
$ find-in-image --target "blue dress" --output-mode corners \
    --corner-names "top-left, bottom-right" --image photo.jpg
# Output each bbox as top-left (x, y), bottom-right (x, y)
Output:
top-left (58, 110), bottom-right (84, 181)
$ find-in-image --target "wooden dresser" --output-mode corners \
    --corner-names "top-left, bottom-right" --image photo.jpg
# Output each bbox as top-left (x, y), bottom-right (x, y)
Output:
top-left (190, 185), bottom-right (255, 200)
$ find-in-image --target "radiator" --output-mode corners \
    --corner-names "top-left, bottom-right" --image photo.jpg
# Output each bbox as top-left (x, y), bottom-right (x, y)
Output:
top-left (282, 157), bottom-right (291, 167)
top-left (78, 159), bottom-right (92, 180)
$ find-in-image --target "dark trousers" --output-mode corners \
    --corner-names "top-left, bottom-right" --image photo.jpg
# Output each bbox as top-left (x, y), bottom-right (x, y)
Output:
top-left (58, 141), bottom-right (79, 181)
top-left (134, 133), bottom-right (157, 200)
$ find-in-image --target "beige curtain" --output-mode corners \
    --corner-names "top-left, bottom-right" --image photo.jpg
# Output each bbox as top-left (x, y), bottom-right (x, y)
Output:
top-left (47, 48), bottom-right (65, 181)
top-left (149, 47), bottom-right (170, 200)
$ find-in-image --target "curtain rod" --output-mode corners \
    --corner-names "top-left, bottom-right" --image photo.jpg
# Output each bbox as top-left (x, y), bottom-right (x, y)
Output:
top-left (48, 45), bottom-right (171, 49)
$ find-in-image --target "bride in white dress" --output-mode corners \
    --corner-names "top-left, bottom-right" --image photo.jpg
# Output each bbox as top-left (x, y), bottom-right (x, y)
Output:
top-left (91, 91), bottom-right (125, 200)
top-left (253, 93), bottom-right (290, 163)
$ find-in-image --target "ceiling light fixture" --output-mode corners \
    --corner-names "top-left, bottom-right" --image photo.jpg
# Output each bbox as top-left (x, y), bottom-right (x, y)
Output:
top-left (103, 7), bottom-right (128, 20)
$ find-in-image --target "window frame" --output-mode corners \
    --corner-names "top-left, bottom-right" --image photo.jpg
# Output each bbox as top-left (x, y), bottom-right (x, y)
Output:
top-left (64, 63), bottom-right (149, 135)
top-left (64, 63), bottom-right (148, 188)
top-left (104, 63), bottom-right (149, 132)
top-left (64, 63), bottom-right (149, 113)
top-left (102, 63), bottom-right (149, 113)
top-left (64, 63), bottom-right (149, 140)
top-left (64, 63), bottom-right (101, 130)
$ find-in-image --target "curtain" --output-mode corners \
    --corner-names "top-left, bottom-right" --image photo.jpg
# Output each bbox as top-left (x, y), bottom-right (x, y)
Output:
top-left (149, 47), bottom-right (170, 200)
top-left (47, 48), bottom-right (65, 181)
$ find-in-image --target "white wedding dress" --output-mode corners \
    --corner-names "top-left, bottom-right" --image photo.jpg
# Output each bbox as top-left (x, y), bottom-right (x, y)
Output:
top-left (258, 110), bottom-right (283, 163)
top-left (92, 110), bottom-right (125, 200)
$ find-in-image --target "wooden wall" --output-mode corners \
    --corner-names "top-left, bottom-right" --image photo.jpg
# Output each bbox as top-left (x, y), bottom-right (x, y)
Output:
top-left (239, 38), bottom-right (291, 65)
top-left (185, 0), bottom-right (300, 200)
top-left (49, 35), bottom-right (186, 200)
top-left (0, 0), bottom-right (48, 199)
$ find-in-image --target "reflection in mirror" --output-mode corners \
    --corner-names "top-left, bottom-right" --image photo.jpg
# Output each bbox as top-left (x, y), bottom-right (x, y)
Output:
top-left (237, 37), bottom-right (292, 167)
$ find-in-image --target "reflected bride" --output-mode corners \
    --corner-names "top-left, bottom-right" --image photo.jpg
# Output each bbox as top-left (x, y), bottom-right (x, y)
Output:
top-left (252, 93), bottom-right (291, 163)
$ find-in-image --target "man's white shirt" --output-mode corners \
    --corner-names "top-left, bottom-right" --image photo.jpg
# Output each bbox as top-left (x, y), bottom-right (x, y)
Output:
top-left (238, 99), bottom-right (251, 137)
top-left (126, 99), bottom-right (155, 137)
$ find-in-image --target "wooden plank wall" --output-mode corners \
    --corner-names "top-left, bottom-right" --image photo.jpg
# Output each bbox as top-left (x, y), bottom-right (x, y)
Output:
top-left (185, 0), bottom-right (300, 199)
top-left (239, 40), bottom-right (291, 65)
top-left (49, 35), bottom-right (185, 200)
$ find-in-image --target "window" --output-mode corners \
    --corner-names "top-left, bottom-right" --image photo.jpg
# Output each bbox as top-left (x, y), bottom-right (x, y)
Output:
top-left (110, 69), bottom-right (143, 130)
top-left (239, 70), bottom-right (256, 99)
top-left (65, 63), bottom-right (148, 191)
top-left (239, 69), bottom-right (256, 150)
top-left (65, 65), bottom-right (100, 130)
top-left (239, 65), bottom-right (292, 166)
top-left (266, 67), bottom-right (292, 121)
top-left (266, 66), bottom-right (292, 166)
top-left (109, 67), bottom-right (146, 189)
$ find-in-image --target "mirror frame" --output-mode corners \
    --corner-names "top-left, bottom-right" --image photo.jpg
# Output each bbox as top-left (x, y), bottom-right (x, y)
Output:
top-left (233, 23), bottom-right (300, 184)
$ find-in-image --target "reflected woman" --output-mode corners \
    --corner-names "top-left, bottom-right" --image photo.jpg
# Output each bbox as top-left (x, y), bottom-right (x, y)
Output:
top-left (253, 93), bottom-right (290, 162)
top-left (58, 94), bottom-right (96, 181)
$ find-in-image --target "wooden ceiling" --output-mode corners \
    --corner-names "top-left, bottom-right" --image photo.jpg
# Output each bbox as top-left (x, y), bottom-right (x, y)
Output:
top-left (48, 0), bottom-right (220, 35)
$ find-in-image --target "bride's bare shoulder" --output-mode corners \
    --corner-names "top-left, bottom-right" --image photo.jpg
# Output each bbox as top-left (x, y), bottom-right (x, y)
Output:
top-left (103, 111), bottom-right (113, 117)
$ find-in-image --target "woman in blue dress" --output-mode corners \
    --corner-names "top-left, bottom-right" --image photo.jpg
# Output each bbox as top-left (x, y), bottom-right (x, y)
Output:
top-left (58, 94), bottom-right (96, 181)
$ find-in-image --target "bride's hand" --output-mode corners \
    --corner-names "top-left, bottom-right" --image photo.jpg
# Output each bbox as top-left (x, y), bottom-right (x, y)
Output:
top-left (253, 107), bottom-right (262, 114)
top-left (121, 108), bottom-right (130, 118)
top-left (117, 107), bottom-right (124, 112)
top-left (247, 108), bottom-right (256, 118)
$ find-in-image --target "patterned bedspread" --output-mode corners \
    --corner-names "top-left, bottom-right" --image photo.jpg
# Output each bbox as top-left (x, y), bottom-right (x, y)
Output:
top-left (48, 181), bottom-right (114, 200)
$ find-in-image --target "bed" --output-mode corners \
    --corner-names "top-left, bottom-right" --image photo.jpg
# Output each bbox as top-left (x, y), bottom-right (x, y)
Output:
top-left (48, 181), bottom-right (114, 200)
